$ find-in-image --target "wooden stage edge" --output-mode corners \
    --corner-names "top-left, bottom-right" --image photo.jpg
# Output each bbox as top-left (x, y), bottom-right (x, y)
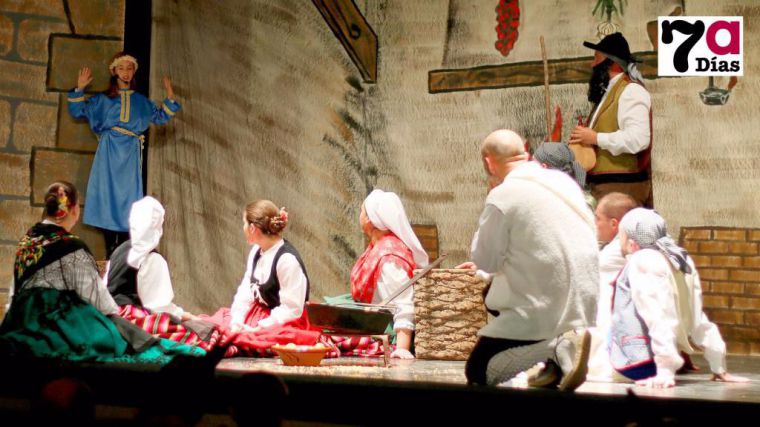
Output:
top-left (2, 354), bottom-right (760, 424)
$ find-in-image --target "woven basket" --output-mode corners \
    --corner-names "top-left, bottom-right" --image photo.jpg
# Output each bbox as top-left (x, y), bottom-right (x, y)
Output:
top-left (272, 345), bottom-right (329, 366)
top-left (413, 269), bottom-right (488, 360)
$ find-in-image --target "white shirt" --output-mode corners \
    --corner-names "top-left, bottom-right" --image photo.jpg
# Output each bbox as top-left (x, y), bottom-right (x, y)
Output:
top-left (680, 258), bottom-right (727, 375)
top-left (623, 249), bottom-right (683, 381)
top-left (136, 253), bottom-right (185, 318)
top-left (471, 162), bottom-right (599, 340)
top-left (590, 249), bottom-right (728, 382)
top-left (590, 73), bottom-right (652, 156)
top-left (229, 240), bottom-right (308, 329)
top-left (371, 262), bottom-right (415, 331)
top-left (596, 237), bottom-right (626, 330)
top-left (588, 237), bottom-right (626, 380)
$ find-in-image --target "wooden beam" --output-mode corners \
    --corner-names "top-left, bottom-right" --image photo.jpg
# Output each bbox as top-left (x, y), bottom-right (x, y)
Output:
top-left (312, 0), bottom-right (378, 83)
top-left (428, 51), bottom-right (659, 93)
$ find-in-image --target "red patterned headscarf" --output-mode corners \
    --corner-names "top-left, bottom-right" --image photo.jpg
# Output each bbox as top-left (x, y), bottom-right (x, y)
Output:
top-left (350, 233), bottom-right (415, 303)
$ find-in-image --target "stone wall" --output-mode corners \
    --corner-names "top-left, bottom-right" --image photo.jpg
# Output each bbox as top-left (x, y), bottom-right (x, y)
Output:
top-left (680, 227), bottom-right (760, 355)
top-left (0, 1), bottom-right (125, 318)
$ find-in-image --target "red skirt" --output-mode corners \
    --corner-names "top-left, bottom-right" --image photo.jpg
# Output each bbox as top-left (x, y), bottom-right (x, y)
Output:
top-left (200, 302), bottom-right (320, 357)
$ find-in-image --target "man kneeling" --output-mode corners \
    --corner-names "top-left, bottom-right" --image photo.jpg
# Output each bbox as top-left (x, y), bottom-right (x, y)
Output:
top-left (464, 129), bottom-right (599, 390)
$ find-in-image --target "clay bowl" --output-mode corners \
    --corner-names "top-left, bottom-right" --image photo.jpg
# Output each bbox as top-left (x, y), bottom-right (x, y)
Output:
top-left (272, 344), bottom-right (330, 367)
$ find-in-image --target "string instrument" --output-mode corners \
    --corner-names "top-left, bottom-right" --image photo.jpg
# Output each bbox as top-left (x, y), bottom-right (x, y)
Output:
top-left (569, 111), bottom-right (597, 171)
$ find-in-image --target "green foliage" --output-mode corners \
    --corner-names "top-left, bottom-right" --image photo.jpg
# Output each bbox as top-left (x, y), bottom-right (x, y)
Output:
top-left (592, 0), bottom-right (627, 21)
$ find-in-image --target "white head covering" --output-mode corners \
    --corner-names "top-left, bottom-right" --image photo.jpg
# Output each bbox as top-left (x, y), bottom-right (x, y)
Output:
top-left (109, 54), bottom-right (139, 71)
top-left (363, 189), bottom-right (429, 268)
top-left (127, 196), bottom-right (165, 269)
top-left (619, 208), bottom-right (691, 274)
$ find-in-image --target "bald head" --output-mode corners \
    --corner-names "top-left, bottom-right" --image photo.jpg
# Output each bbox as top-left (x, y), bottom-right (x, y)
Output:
top-left (481, 129), bottom-right (525, 160)
top-left (480, 129), bottom-right (527, 189)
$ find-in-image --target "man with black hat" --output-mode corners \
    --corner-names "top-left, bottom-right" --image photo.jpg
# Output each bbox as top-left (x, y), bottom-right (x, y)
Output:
top-left (569, 32), bottom-right (653, 208)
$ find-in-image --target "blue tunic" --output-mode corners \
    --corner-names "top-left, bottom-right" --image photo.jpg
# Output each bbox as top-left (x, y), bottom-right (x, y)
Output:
top-left (68, 89), bottom-right (180, 232)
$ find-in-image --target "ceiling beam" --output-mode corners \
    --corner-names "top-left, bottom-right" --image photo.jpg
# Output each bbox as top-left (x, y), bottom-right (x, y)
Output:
top-left (313, 0), bottom-right (378, 83)
top-left (428, 51), bottom-right (659, 93)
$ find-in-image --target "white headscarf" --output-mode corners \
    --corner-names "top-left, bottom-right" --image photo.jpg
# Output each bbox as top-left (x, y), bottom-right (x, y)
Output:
top-left (363, 189), bottom-right (429, 268)
top-left (127, 196), bottom-right (165, 269)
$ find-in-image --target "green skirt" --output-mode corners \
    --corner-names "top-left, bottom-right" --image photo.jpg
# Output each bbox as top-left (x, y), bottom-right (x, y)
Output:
top-left (0, 288), bottom-right (204, 363)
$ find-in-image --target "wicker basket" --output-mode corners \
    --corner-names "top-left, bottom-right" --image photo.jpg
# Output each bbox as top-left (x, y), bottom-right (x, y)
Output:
top-left (413, 269), bottom-right (488, 360)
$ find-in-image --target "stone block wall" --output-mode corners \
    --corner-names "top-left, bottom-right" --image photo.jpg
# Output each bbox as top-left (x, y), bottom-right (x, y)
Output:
top-left (680, 227), bottom-right (760, 355)
top-left (0, 1), bottom-right (124, 319)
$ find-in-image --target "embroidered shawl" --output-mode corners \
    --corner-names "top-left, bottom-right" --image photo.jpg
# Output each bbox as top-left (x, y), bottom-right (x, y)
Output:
top-left (13, 222), bottom-right (89, 293)
top-left (350, 233), bottom-right (415, 303)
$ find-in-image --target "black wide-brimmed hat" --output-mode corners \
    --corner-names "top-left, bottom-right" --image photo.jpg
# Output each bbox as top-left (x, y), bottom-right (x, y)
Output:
top-left (583, 32), bottom-right (640, 67)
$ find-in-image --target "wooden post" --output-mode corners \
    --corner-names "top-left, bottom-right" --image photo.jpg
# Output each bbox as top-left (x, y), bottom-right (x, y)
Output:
top-left (540, 36), bottom-right (551, 140)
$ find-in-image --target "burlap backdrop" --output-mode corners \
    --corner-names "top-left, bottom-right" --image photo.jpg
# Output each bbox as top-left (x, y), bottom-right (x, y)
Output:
top-left (149, 0), bottom-right (760, 314)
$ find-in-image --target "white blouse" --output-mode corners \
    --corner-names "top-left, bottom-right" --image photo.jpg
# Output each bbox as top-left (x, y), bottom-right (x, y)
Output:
top-left (371, 262), bottom-right (415, 331)
top-left (624, 249), bottom-right (683, 380)
top-left (229, 240), bottom-right (308, 329)
top-left (136, 253), bottom-right (185, 318)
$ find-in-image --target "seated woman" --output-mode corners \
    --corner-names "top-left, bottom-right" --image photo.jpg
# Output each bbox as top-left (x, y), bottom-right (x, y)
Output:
top-left (106, 196), bottom-right (219, 351)
top-left (328, 189), bottom-right (428, 359)
top-left (203, 200), bottom-right (319, 356)
top-left (0, 182), bottom-right (203, 362)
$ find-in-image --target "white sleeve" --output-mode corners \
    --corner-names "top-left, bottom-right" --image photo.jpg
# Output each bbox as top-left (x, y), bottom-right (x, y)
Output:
top-left (596, 83), bottom-right (651, 156)
top-left (471, 203), bottom-right (509, 274)
top-left (229, 246), bottom-right (258, 326)
top-left (375, 262), bottom-right (414, 331)
top-left (628, 252), bottom-right (683, 380)
top-left (686, 269), bottom-right (727, 374)
top-left (136, 253), bottom-right (184, 318)
top-left (62, 250), bottom-right (119, 316)
top-left (257, 253), bottom-right (308, 328)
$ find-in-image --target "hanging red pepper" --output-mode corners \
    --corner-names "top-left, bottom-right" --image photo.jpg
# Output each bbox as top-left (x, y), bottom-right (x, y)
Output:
top-left (495, 0), bottom-right (521, 57)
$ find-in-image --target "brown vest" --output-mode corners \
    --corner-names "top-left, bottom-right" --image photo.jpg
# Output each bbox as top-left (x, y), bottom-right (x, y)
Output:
top-left (589, 75), bottom-right (652, 177)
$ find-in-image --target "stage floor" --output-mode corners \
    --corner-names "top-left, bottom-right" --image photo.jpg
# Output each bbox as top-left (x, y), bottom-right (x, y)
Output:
top-left (218, 353), bottom-right (760, 404)
top-left (3, 353), bottom-right (760, 425)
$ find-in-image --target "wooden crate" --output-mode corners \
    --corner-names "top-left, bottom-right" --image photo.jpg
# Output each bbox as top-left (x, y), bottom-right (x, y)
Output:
top-left (413, 269), bottom-right (487, 360)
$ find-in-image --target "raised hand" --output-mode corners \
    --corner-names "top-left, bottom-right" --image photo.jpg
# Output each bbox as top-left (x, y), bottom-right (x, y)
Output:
top-left (77, 67), bottom-right (93, 91)
top-left (163, 75), bottom-right (175, 100)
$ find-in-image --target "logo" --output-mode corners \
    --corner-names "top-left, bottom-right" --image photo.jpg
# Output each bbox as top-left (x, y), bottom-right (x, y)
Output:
top-left (658, 16), bottom-right (743, 76)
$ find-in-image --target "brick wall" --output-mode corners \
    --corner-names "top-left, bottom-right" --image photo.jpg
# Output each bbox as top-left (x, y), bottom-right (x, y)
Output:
top-left (0, 1), bottom-right (124, 319)
top-left (680, 227), bottom-right (760, 355)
